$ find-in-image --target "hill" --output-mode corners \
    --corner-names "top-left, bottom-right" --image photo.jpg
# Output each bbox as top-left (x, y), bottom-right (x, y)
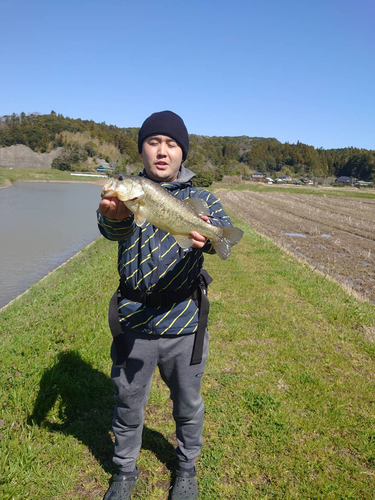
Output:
top-left (0, 144), bottom-right (63, 170)
top-left (1, 112), bottom-right (374, 186)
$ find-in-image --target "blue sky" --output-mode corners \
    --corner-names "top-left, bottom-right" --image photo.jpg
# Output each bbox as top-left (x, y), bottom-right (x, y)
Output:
top-left (2, 0), bottom-right (374, 150)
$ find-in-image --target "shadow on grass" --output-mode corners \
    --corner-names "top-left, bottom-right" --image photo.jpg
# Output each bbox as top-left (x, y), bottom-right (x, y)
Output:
top-left (28, 351), bottom-right (176, 474)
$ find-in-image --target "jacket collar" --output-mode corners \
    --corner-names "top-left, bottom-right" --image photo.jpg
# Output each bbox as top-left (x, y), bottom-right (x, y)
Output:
top-left (139, 165), bottom-right (195, 190)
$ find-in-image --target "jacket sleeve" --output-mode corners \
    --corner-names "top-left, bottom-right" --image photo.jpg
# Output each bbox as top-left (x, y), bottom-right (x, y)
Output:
top-left (197, 190), bottom-right (233, 255)
top-left (97, 210), bottom-right (136, 241)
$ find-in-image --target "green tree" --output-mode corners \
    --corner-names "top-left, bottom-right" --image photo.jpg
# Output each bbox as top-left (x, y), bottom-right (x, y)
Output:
top-left (84, 141), bottom-right (98, 157)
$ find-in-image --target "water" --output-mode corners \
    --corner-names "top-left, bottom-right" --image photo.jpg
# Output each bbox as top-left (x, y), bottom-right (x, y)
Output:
top-left (0, 181), bottom-right (102, 308)
top-left (284, 232), bottom-right (307, 238)
top-left (284, 232), bottom-right (332, 239)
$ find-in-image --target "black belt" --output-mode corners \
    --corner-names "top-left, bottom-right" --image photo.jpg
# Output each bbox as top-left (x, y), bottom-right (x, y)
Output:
top-left (118, 281), bottom-right (199, 308)
top-left (108, 270), bottom-right (212, 367)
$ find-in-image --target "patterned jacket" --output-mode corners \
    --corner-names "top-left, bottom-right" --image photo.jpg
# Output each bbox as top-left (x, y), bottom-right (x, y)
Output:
top-left (97, 166), bottom-right (233, 336)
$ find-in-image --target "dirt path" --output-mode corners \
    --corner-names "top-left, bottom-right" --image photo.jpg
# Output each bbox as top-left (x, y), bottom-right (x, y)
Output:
top-left (216, 189), bottom-right (375, 304)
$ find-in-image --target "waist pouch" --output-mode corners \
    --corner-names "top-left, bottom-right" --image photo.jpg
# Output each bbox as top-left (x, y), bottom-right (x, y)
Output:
top-left (108, 269), bottom-right (213, 367)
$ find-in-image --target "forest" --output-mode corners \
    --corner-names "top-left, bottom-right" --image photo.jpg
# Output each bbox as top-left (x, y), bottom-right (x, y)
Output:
top-left (1, 111), bottom-right (374, 186)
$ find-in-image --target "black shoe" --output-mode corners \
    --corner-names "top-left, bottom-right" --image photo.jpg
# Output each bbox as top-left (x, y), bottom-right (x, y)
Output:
top-left (170, 468), bottom-right (198, 500)
top-left (103, 469), bottom-right (139, 500)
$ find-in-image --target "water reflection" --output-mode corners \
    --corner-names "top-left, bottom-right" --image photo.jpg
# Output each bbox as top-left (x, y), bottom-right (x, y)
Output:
top-left (284, 232), bottom-right (307, 238)
top-left (0, 181), bottom-right (102, 308)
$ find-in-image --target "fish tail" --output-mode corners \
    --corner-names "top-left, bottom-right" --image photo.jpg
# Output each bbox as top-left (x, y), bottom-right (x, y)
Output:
top-left (211, 226), bottom-right (244, 260)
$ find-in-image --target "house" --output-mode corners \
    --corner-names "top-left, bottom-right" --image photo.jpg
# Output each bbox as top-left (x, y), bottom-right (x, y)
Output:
top-left (97, 164), bottom-right (114, 172)
top-left (276, 175), bottom-right (293, 184)
top-left (335, 176), bottom-right (352, 184)
top-left (354, 180), bottom-right (372, 187)
top-left (300, 177), bottom-right (313, 185)
top-left (251, 172), bottom-right (266, 181)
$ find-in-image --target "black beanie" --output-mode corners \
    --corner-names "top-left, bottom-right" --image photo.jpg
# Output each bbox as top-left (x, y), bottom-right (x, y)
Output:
top-left (138, 111), bottom-right (189, 162)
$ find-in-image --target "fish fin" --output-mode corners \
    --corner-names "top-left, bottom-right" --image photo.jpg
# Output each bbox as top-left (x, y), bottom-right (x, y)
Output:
top-left (133, 212), bottom-right (147, 227)
top-left (212, 226), bottom-right (244, 260)
top-left (125, 199), bottom-right (147, 227)
top-left (185, 198), bottom-right (210, 217)
top-left (173, 234), bottom-right (194, 249)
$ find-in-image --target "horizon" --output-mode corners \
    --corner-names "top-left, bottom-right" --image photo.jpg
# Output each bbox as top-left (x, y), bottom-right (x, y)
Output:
top-left (2, 110), bottom-right (373, 152)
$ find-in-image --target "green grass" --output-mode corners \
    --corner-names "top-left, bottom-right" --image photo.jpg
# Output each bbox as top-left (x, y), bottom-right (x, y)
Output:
top-left (0, 167), bottom-right (107, 185)
top-left (1, 219), bottom-right (375, 499)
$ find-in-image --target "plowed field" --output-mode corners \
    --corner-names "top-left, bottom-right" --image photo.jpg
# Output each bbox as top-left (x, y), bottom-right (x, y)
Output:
top-left (217, 189), bottom-right (375, 304)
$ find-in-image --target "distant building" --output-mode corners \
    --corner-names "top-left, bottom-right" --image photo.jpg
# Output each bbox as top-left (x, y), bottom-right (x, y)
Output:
top-left (276, 175), bottom-right (293, 183)
top-left (97, 164), bottom-right (114, 172)
top-left (354, 180), bottom-right (372, 187)
top-left (251, 172), bottom-right (266, 181)
top-left (335, 176), bottom-right (352, 184)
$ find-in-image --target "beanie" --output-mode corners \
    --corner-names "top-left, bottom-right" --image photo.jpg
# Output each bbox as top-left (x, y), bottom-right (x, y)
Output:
top-left (138, 111), bottom-right (189, 162)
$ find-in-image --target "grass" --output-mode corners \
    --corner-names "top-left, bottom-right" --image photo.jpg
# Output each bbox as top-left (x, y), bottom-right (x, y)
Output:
top-left (1, 217), bottom-right (375, 499)
top-left (0, 167), bottom-right (108, 185)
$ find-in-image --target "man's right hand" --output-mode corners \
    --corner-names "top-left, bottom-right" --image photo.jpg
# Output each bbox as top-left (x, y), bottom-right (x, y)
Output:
top-left (98, 197), bottom-right (132, 220)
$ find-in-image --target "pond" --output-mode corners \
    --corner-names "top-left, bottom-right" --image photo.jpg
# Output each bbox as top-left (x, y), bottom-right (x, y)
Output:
top-left (0, 181), bottom-right (103, 308)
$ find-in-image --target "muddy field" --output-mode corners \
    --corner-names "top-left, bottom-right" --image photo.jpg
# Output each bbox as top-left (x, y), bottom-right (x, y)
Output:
top-left (216, 189), bottom-right (375, 304)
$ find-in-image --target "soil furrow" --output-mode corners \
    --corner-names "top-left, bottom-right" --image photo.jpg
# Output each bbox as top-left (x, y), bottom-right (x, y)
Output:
top-left (217, 190), bottom-right (375, 303)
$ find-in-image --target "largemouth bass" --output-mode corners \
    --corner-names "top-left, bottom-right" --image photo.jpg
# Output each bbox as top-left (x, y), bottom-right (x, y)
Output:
top-left (101, 175), bottom-right (243, 260)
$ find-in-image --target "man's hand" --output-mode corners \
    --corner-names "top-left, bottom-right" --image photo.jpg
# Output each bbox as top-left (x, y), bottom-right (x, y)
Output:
top-left (98, 197), bottom-right (132, 220)
top-left (190, 215), bottom-right (211, 249)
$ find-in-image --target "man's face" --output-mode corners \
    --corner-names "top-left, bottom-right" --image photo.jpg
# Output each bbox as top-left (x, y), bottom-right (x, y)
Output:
top-left (140, 135), bottom-right (183, 182)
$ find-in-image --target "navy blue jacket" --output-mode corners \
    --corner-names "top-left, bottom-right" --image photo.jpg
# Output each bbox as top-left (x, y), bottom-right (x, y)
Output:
top-left (97, 167), bottom-right (233, 336)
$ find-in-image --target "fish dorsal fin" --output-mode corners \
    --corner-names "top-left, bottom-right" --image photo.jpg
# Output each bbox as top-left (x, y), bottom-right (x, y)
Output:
top-left (185, 198), bottom-right (210, 217)
top-left (173, 234), bottom-right (193, 249)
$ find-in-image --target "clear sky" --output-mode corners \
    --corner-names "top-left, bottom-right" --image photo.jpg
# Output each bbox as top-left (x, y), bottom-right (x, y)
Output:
top-left (2, 0), bottom-right (374, 150)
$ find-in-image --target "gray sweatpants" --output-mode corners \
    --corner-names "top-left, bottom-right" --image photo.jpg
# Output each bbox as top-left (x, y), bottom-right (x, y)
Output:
top-left (110, 329), bottom-right (209, 472)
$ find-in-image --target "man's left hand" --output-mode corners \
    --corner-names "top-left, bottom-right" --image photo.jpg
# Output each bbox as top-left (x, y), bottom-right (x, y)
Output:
top-left (190, 216), bottom-right (211, 249)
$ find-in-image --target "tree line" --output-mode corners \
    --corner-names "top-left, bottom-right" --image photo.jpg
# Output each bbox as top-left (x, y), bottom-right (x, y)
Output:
top-left (1, 112), bottom-right (374, 186)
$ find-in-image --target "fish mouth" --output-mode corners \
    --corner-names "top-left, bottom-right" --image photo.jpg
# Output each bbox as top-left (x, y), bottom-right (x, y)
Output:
top-left (101, 191), bottom-right (139, 202)
top-left (101, 190), bottom-right (117, 199)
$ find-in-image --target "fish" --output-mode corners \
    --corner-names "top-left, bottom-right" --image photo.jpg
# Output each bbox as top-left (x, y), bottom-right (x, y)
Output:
top-left (101, 175), bottom-right (243, 260)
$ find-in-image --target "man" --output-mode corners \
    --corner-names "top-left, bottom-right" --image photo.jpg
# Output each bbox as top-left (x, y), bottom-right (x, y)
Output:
top-left (98, 111), bottom-right (234, 499)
